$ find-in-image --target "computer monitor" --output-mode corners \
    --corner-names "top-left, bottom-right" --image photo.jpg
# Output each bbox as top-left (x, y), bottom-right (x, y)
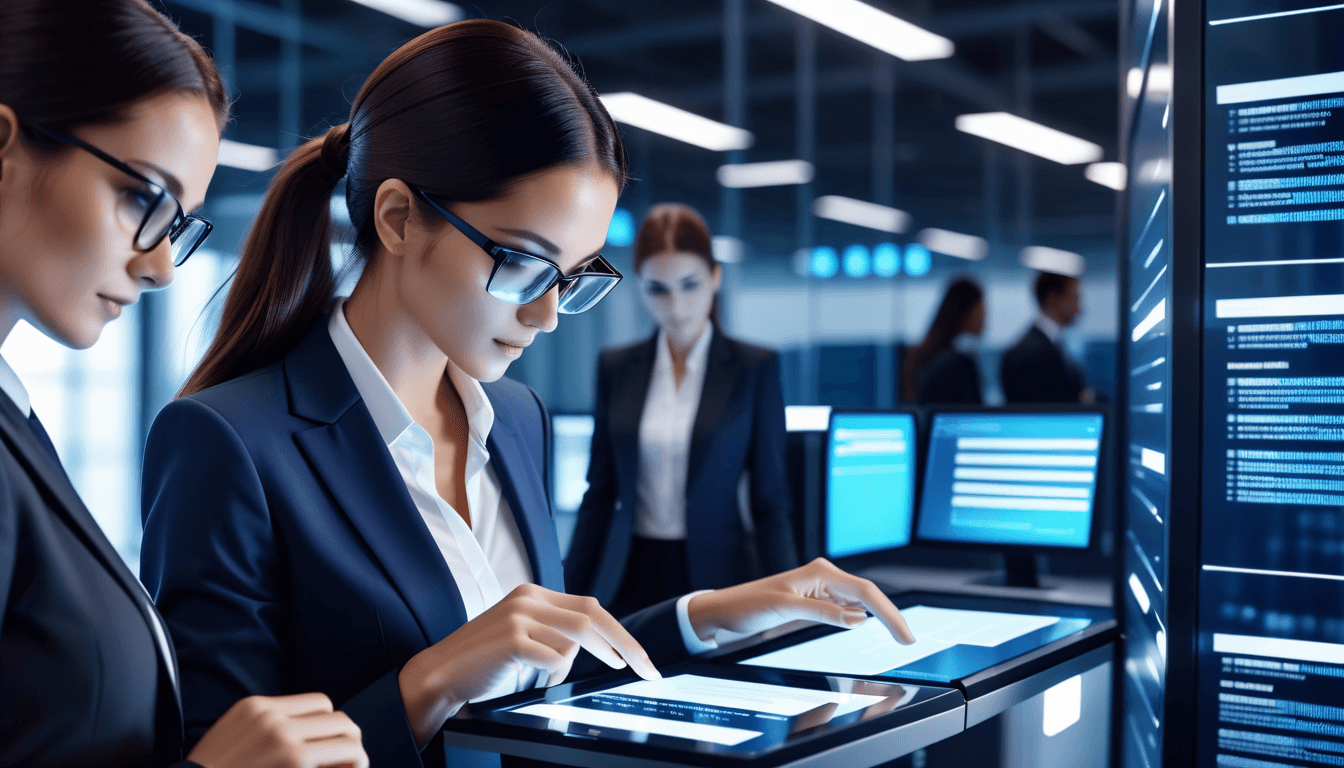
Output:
top-left (914, 408), bottom-right (1106, 586)
top-left (823, 410), bottom-right (920, 564)
top-left (550, 414), bottom-right (595, 517)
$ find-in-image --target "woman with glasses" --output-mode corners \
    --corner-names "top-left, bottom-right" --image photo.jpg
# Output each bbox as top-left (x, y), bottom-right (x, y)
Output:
top-left (564, 204), bottom-right (798, 617)
top-left (0, 2), bottom-right (367, 767)
top-left (140, 20), bottom-right (915, 767)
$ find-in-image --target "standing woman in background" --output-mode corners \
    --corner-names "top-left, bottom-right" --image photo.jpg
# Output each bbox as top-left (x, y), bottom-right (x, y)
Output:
top-left (901, 276), bottom-right (986, 405)
top-left (565, 203), bottom-right (798, 616)
top-left (0, 2), bottom-right (366, 766)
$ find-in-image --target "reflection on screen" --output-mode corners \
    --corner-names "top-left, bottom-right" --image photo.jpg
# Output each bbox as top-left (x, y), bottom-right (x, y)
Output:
top-left (509, 674), bottom-right (889, 747)
top-left (740, 605), bottom-right (1091, 683)
top-left (550, 415), bottom-right (594, 515)
top-left (825, 412), bottom-right (917, 558)
top-left (916, 412), bottom-right (1103, 548)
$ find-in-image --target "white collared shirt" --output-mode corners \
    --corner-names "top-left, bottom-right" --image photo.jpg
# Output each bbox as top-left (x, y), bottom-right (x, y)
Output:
top-left (0, 355), bottom-right (31, 417)
top-left (634, 324), bottom-right (714, 540)
top-left (1034, 313), bottom-right (1064, 345)
top-left (327, 302), bottom-right (717, 670)
top-left (328, 301), bottom-right (535, 700)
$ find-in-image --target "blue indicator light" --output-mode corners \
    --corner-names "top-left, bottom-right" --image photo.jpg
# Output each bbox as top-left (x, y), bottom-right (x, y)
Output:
top-left (607, 208), bottom-right (636, 247)
top-left (842, 245), bottom-right (871, 278)
top-left (811, 246), bottom-right (839, 278)
top-left (873, 243), bottom-right (901, 277)
top-left (904, 243), bottom-right (932, 276)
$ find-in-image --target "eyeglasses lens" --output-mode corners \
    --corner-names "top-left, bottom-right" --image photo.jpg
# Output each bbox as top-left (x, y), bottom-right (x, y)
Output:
top-left (135, 191), bottom-right (177, 252)
top-left (558, 275), bottom-right (620, 314)
top-left (170, 218), bottom-right (212, 266)
top-left (487, 250), bottom-right (559, 304)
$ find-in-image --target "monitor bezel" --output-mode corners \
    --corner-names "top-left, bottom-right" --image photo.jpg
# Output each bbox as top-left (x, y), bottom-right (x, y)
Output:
top-left (910, 404), bottom-right (1112, 555)
top-left (821, 406), bottom-right (926, 570)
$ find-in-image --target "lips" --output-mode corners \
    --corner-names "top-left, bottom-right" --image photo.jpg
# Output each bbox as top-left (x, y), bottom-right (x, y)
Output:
top-left (98, 294), bottom-right (134, 306)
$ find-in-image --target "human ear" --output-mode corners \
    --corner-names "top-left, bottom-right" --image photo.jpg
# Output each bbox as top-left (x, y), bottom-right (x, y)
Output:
top-left (0, 103), bottom-right (19, 181)
top-left (371, 178), bottom-right (416, 259)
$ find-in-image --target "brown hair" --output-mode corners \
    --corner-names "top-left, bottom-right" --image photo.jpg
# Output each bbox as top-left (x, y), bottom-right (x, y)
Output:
top-left (181, 19), bottom-right (627, 396)
top-left (632, 202), bottom-right (720, 323)
top-left (902, 276), bottom-right (984, 402)
top-left (1, 0), bottom-right (229, 140)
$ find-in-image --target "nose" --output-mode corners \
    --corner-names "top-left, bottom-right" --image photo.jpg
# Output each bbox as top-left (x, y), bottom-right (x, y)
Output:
top-left (129, 236), bottom-right (176, 291)
top-left (520, 284), bottom-right (560, 333)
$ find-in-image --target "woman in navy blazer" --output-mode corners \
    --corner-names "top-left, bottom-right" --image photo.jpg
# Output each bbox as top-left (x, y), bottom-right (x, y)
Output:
top-left (140, 20), bottom-right (916, 768)
top-left (565, 204), bottom-right (796, 614)
top-left (0, 2), bottom-right (365, 767)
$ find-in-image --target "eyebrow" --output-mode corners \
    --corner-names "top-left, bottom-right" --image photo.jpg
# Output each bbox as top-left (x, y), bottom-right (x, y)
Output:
top-left (496, 226), bottom-right (603, 273)
top-left (128, 160), bottom-right (185, 199)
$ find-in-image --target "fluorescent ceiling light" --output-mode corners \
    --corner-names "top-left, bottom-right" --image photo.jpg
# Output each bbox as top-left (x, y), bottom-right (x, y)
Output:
top-left (917, 227), bottom-right (988, 261)
top-left (1020, 245), bottom-right (1086, 277)
top-left (717, 160), bottom-right (814, 188)
top-left (1085, 162), bottom-right (1127, 190)
top-left (348, 0), bottom-right (463, 26)
top-left (812, 195), bottom-right (911, 233)
top-left (765, 0), bottom-right (953, 61)
top-left (712, 235), bottom-right (745, 263)
top-left (955, 112), bottom-right (1103, 165)
top-left (600, 93), bottom-right (754, 152)
top-left (218, 139), bottom-right (278, 172)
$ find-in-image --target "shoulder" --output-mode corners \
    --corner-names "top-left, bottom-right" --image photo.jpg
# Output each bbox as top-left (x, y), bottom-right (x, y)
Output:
top-left (722, 335), bottom-right (778, 371)
top-left (598, 336), bottom-right (654, 370)
top-left (150, 362), bottom-right (290, 444)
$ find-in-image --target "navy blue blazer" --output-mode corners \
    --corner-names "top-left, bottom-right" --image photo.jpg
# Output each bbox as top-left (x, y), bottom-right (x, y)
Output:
top-left (0, 391), bottom-right (190, 768)
top-left (564, 329), bottom-right (797, 606)
top-left (140, 318), bottom-right (690, 768)
top-left (1000, 326), bottom-right (1086, 403)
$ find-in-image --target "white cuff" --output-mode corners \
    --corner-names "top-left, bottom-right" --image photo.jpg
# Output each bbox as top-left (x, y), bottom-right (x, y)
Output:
top-left (676, 590), bottom-right (718, 655)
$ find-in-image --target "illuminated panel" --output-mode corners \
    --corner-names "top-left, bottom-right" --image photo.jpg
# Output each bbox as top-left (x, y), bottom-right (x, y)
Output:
top-left (1198, 4), bottom-right (1344, 766)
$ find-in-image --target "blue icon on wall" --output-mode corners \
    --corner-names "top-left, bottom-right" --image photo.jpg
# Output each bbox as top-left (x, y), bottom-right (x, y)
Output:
top-left (904, 243), bottom-right (932, 276)
top-left (811, 246), bottom-right (839, 278)
top-left (607, 208), bottom-right (636, 247)
top-left (873, 243), bottom-right (901, 277)
top-left (842, 245), bottom-right (870, 278)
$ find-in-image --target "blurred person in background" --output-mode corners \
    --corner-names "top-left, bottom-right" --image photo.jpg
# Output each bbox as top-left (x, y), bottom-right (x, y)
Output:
top-left (0, 1), bottom-right (367, 766)
top-left (139, 22), bottom-right (912, 767)
top-left (1001, 271), bottom-right (1094, 403)
top-left (565, 203), bottom-right (798, 616)
top-left (902, 276), bottom-right (986, 405)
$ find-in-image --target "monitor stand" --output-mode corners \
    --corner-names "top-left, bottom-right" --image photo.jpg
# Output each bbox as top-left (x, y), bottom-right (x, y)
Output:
top-left (971, 553), bottom-right (1048, 589)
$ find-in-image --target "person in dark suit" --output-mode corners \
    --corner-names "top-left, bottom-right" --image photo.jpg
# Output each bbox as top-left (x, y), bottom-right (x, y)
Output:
top-left (902, 276), bottom-right (986, 405)
top-left (1001, 271), bottom-right (1092, 403)
top-left (564, 204), bottom-right (797, 615)
top-left (139, 21), bottom-right (916, 768)
top-left (0, 3), bottom-right (367, 767)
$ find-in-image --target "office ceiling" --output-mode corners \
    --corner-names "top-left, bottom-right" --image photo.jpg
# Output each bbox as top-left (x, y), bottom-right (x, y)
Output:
top-left (165, 0), bottom-right (1121, 272)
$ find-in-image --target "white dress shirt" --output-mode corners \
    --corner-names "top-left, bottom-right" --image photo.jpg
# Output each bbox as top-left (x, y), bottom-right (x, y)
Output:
top-left (634, 324), bottom-right (714, 540)
top-left (328, 302), bottom-right (716, 673)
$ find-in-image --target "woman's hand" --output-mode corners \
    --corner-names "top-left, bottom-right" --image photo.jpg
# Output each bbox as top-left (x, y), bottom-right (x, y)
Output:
top-left (398, 583), bottom-right (661, 749)
top-left (187, 693), bottom-right (367, 768)
top-left (686, 558), bottom-right (916, 646)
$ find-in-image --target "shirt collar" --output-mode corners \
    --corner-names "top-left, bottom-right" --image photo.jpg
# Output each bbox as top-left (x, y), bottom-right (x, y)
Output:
top-left (1034, 313), bottom-right (1063, 344)
top-left (0, 354), bottom-right (31, 417)
top-left (655, 322), bottom-right (714, 378)
top-left (327, 300), bottom-right (494, 449)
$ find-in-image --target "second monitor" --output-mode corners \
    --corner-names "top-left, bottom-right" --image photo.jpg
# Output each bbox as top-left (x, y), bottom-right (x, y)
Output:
top-left (824, 410), bottom-right (919, 563)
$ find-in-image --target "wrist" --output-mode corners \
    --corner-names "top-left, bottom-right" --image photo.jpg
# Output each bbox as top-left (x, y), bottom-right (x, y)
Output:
top-left (399, 648), bottom-right (460, 749)
top-left (687, 590), bottom-right (726, 642)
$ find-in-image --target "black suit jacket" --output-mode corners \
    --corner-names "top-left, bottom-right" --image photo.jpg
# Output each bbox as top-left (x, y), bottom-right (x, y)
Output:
top-left (0, 392), bottom-right (190, 767)
top-left (565, 329), bottom-right (798, 605)
top-left (140, 318), bottom-right (691, 768)
top-left (1000, 325), bottom-right (1086, 403)
top-left (915, 349), bottom-right (984, 405)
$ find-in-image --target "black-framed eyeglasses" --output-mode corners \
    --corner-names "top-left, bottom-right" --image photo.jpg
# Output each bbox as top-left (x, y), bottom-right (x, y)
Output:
top-left (22, 122), bottom-right (212, 267)
top-left (414, 189), bottom-right (622, 315)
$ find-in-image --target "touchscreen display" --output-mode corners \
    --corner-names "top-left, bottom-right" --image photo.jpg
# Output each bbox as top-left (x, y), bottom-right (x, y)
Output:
top-left (741, 605), bottom-right (1093, 683)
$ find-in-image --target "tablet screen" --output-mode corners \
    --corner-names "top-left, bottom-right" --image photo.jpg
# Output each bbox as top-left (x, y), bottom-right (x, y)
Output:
top-left (449, 664), bottom-right (959, 761)
top-left (740, 605), bottom-right (1094, 683)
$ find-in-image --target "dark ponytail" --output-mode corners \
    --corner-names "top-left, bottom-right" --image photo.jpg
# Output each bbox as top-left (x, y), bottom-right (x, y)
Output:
top-left (0, 0), bottom-right (229, 143)
top-left (182, 19), bottom-right (628, 396)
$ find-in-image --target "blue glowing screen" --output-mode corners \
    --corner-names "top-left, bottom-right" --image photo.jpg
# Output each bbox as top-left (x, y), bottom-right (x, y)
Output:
top-left (825, 412), bottom-right (917, 558)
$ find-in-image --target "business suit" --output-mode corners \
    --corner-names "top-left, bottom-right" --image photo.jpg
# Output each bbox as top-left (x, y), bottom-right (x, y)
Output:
top-left (1000, 325), bottom-right (1086, 403)
top-left (914, 348), bottom-right (984, 405)
top-left (140, 317), bottom-right (691, 768)
top-left (0, 389), bottom-right (189, 767)
top-left (564, 328), bottom-right (797, 609)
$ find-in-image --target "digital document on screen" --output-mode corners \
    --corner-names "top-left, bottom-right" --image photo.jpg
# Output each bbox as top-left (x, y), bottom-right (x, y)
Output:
top-left (826, 413), bottom-right (917, 558)
top-left (915, 413), bottom-right (1103, 548)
